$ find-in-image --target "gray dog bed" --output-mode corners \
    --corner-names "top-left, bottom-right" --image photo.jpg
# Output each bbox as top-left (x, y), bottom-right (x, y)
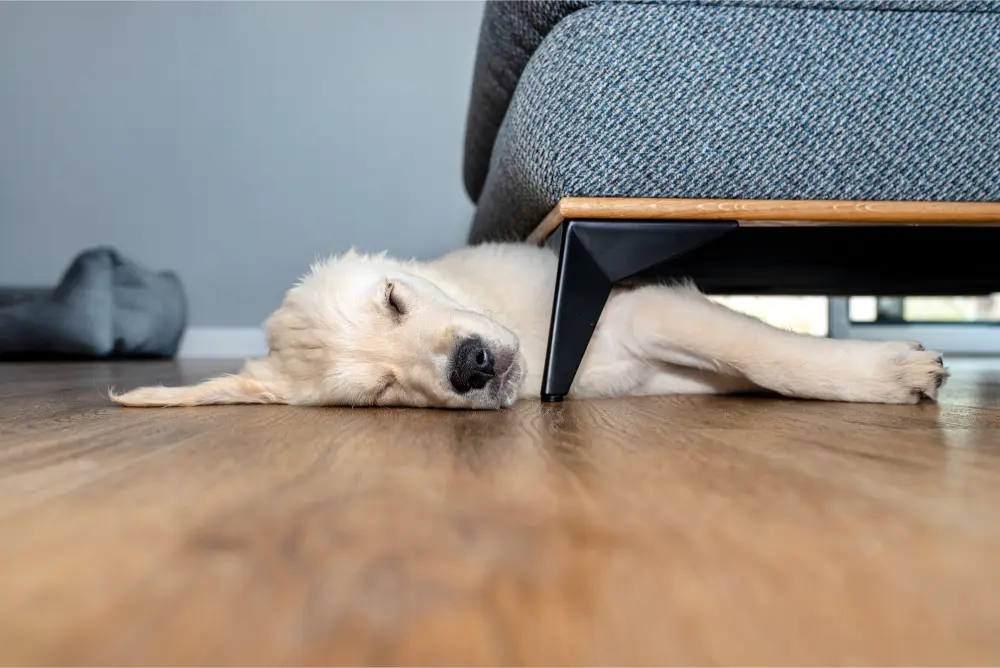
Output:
top-left (0, 247), bottom-right (187, 359)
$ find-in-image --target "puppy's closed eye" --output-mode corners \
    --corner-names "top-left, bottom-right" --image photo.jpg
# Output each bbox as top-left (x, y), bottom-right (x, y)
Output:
top-left (385, 282), bottom-right (406, 317)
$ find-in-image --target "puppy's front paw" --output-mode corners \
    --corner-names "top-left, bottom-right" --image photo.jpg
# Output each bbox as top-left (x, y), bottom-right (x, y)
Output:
top-left (871, 341), bottom-right (948, 404)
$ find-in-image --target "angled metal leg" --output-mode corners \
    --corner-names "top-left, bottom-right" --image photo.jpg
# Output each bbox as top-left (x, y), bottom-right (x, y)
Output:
top-left (540, 219), bottom-right (738, 402)
top-left (540, 224), bottom-right (613, 402)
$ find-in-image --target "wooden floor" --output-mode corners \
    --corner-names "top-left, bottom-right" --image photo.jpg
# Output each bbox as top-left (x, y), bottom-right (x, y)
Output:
top-left (2, 360), bottom-right (1000, 665)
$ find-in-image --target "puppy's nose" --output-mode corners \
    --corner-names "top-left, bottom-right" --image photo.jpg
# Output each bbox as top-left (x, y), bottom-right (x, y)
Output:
top-left (450, 337), bottom-right (494, 393)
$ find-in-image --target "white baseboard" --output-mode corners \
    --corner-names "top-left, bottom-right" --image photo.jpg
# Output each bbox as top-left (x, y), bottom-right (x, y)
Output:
top-left (178, 327), bottom-right (268, 358)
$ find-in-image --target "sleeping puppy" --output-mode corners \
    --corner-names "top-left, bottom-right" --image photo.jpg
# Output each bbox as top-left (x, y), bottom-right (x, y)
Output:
top-left (111, 243), bottom-right (947, 409)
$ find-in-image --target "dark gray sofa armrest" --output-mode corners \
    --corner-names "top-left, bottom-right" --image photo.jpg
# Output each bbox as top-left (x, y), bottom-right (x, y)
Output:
top-left (463, 1), bottom-right (590, 203)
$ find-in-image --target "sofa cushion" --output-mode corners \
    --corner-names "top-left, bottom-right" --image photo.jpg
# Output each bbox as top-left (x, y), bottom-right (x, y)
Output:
top-left (463, 1), bottom-right (1000, 204)
top-left (465, 1), bottom-right (1000, 243)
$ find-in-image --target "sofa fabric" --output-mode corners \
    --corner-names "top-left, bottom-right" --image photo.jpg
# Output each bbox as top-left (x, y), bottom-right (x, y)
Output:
top-left (464, 1), bottom-right (1000, 243)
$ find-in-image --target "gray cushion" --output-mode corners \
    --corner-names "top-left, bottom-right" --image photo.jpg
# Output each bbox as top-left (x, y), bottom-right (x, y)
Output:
top-left (0, 247), bottom-right (187, 359)
top-left (465, 1), bottom-right (1000, 243)
top-left (463, 0), bottom-right (1000, 204)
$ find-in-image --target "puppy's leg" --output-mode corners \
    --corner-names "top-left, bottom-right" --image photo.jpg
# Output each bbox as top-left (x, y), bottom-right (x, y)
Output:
top-left (603, 283), bottom-right (947, 404)
top-left (110, 357), bottom-right (286, 406)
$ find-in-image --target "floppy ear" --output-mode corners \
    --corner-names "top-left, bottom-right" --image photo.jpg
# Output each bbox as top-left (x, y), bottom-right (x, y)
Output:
top-left (110, 373), bottom-right (284, 407)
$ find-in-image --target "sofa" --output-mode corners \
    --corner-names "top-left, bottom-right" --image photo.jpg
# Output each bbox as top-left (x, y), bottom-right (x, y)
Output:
top-left (465, 0), bottom-right (1000, 242)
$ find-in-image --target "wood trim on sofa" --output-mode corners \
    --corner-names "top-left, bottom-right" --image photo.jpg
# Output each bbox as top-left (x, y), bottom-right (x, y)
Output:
top-left (526, 198), bottom-right (1000, 245)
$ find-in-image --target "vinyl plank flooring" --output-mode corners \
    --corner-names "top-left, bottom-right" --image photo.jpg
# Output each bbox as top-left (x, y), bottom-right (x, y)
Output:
top-left (1, 359), bottom-right (999, 665)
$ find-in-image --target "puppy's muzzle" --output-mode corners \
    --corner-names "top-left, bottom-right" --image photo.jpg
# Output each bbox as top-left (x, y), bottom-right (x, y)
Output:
top-left (450, 337), bottom-right (494, 393)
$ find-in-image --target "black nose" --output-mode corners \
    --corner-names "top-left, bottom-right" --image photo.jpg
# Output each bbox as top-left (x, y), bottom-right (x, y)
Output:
top-left (450, 337), bottom-right (494, 393)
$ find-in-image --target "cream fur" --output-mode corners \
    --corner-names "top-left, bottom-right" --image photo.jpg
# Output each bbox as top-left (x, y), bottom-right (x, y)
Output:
top-left (111, 243), bottom-right (948, 409)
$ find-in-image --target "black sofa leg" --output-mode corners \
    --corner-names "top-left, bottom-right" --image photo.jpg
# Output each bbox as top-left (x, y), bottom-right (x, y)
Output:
top-left (539, 219), bottom-right (739, 402)
top-left (540, 223), bottom-right (613, 402)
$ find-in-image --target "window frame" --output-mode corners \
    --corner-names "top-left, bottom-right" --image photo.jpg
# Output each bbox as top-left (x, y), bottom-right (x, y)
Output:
top-left (827, 297), bottom-right (1000, 354)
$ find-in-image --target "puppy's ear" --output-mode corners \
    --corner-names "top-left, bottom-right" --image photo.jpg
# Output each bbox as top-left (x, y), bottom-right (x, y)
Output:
top-left (110, 372), bottom-right (284, 407)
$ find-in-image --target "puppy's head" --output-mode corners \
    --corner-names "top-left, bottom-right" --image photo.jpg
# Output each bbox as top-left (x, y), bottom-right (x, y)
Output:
top-left (112, 250), bottom-right (525, 410)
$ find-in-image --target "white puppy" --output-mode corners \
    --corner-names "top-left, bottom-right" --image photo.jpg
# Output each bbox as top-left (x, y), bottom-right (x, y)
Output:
top-left (112, 243), bottom-right (947, 409)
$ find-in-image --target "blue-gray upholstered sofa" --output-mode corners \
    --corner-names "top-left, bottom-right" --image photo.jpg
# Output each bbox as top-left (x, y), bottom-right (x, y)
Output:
top-left (460, 0), bottom-right (1000, 400)
top-left (465, 0), bottom-right (1000, 243)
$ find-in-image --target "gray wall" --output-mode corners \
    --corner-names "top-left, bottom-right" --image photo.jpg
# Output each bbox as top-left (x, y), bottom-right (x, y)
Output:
top-left (0, 1), bottom-right (485, 327)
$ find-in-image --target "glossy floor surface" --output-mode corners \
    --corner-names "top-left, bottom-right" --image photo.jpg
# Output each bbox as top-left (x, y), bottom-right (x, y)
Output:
top-left (1, 360), bottom-right (999, 665)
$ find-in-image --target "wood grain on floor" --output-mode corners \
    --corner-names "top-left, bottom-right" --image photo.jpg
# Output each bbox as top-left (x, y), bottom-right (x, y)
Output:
top-left (1, 359), bottom-right (999, 665)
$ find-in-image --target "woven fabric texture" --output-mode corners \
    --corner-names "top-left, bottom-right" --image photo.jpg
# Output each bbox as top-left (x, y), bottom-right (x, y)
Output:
top-left (465, 1), bottom-right (1000, 243)
top-left (462, 0), bottom-right (1000, 202)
